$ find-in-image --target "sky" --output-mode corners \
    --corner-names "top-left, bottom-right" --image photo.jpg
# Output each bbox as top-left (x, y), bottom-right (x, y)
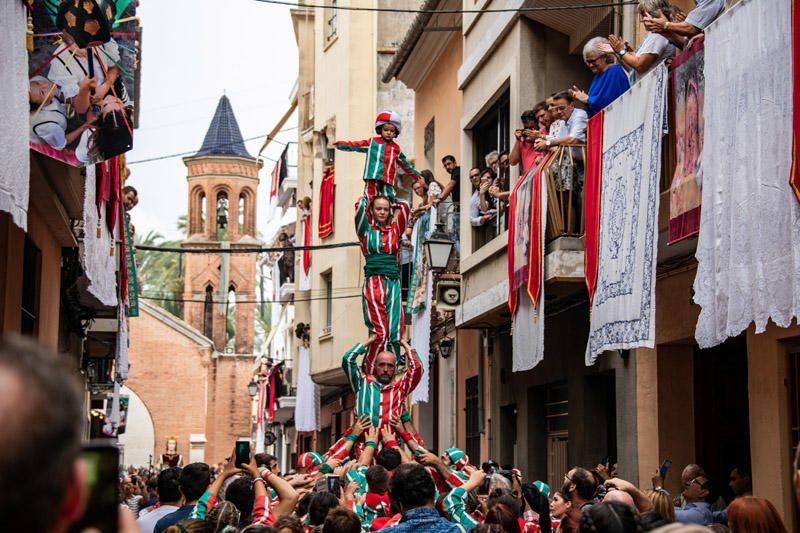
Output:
top-left (126, 0), bottom-right (299, 242)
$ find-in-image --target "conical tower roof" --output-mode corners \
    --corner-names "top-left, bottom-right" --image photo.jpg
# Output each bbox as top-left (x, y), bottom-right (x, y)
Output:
top-left (195, 95), bottom-right (254, 159)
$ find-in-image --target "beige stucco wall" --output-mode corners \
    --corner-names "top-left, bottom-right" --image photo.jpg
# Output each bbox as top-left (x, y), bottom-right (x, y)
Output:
top-left (411, 34), bottom-right (464, 183)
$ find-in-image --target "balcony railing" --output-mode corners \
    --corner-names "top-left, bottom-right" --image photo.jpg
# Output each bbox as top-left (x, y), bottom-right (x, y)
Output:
top-left (543, 145), bottom-right (586, 242)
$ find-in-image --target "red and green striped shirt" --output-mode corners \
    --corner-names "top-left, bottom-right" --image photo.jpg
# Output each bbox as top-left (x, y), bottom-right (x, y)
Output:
top-left (354, 195), bottom-right (410, 257)
top-left (336, 137), bottom-right (422, 187)
top-left (342, 342), bottom-right (422, 428)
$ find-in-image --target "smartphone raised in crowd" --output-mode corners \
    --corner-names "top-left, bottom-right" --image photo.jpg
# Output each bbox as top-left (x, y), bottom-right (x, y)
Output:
top-left (68, 441), bottom-right (119, 533)
top-left (235, 440), bottom-right (251, 467)
top-left (327, 475), bottom-right (341, 498)
top-left (659, 458), bottom-right (673, 480)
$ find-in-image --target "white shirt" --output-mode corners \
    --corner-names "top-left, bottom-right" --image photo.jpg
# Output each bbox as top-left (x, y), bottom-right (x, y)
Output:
top-left (548, 119), bottom-right (566, 139)
top-left (685, 0), bottom-right (725, 30)
top-left (136, 504), bottom-right (179, 533)
top-left (560, 108), bottom-right (588, 143)
top-left (47, 40), bottom-right (122, 100)
top-left (634, 33), bottom-right (676, 81)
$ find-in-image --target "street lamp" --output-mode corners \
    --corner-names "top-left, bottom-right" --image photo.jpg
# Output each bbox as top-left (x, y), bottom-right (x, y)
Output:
top-left (424, 223), bottom-right (454, 271)
top-left (439, 337), bottom-right (454, 359)
top-left (247, 378), bottom-right (258, 398)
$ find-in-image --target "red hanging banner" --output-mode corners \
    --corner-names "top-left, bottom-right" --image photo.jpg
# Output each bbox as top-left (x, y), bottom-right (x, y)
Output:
top-left (318, 166), bottom-right (335, 239)
top-left (584, 111), bottom-right (605, 303)
top-left (791, 0), bottom-right (800, 205)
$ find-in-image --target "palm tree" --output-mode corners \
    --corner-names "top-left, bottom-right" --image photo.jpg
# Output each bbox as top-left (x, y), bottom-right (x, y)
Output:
top-left (135, 221), bottom-right (185, 318)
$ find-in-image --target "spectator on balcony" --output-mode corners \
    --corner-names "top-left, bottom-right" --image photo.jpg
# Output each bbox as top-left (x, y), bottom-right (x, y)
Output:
top-left (413, 170), bottom-right (446, 220)
top-left (485, 151), bottom-right (500, 176)
top-left (438, 155), bottom-right (462, 255)
top-left (643, 0), bottom-right (724, 41)
top-left (497, 151), bottom-right (510, 192)
top-left (606, 0), bottom-right (676, 83)
top-left (569, 37), bottom-right (630, 117)
top-left (469, 167), bottom-right (497, 227)
top-left (510, 109), bottom-right (541, 176)
top-left (534, 101), bottom-right (553, 134)
top-left (547, 94), bottom-right (567, 139)
top-left (277, 232), bottom-right (295, 285)
top-left (535, 92), bottom-right (587, 150)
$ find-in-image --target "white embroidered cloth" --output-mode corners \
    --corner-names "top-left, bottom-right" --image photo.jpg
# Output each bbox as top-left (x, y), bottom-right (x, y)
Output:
top-left (512, 168), bottom-right (546, 372)
top-left (410, 207), bottom-right (436, 404)
top-left (295, 346), bottom-right (320, 432)
top-left (693, 0), bottom-right (799, 348)
top-left (83, 165), bottom-right (118, 306)
top-left (586, 64), bottom-right (667, 365)
top-left (0, 1), bottom-right (30, 230)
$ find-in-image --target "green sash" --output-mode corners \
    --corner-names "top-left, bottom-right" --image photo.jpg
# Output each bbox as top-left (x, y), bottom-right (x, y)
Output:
top-left (364, 253), bottom-right (400, 280)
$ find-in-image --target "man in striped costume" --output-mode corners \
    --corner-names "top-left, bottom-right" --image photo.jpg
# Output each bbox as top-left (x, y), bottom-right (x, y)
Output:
top-left (355, 192), bottom-right (410, 372)
top-left (343, 334), bottom-right (422, 430)
top-left (336, 111), bottom-right (423, 203)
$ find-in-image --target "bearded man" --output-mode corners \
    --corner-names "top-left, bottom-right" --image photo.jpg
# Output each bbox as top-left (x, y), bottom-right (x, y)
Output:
top-left (342, 333), bottom-right (421, 429)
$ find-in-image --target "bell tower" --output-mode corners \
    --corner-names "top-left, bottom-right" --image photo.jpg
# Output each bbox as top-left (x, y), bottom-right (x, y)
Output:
top-left (181, 95), bottom-right (262, 353)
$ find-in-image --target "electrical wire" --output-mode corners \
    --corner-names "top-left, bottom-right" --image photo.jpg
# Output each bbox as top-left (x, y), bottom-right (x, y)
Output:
top-left (140, 292), bottom-right (363, 305)
top-left (135, 241), bottom-right (362, 253)
top-left (253, 0), bottom-right (637, 14)
top-left (126, 132), bottom-right (296, 165)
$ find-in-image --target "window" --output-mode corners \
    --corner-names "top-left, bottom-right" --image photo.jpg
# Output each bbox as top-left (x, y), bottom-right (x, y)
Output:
top-left (199, 191), bottom-right (206, 233)
top-left (325, 0), bottom-right (338, 44)
top-left (238, 194), bottom-right (246, 235)
top-left (216, 192), bottom-right (229, 240)
top-left (472, 88), bottom-right (510, 169)
top-left (203, 285), bottom-right (214, 339)
top-left (471, 88), bottom-right (510, 252)
top-left (225, 286), bottom-right (236, 352)
top-left (321, 271), bottom-right (332, 335)
top-left (21, 236), bottom-right (41, 336)
top-left (465, 376), bottom-right (480, 464)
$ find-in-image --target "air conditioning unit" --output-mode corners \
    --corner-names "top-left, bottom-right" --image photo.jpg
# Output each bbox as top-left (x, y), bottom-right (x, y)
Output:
top-left (435, 280), bottom-right (462, 311)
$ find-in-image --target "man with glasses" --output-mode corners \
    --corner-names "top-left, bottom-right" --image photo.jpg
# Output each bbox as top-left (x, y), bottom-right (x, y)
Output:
top-left (675, 473), bottom-right (714, 525)
top-left (560, 467), bottom-right (598, 532)
top-left (534, 92), bottom-right (588, 151)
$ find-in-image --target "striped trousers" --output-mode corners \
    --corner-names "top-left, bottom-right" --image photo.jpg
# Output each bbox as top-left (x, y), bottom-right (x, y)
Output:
top-left (364, 180), bottom-right (397, 203)
top-left (361, 274), bottom-right (404, 373)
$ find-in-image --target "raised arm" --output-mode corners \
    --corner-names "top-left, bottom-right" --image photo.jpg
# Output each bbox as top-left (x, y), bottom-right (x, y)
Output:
top-left (398, 339), bottom-right (422, 396)
top-left (359, 425), bottom-right (381, 467)
top-left (354, 195), bottom-right (371, 238)
top-left (336, 139), bottom-right (371, 153)
top-left (397, 151), bottom-right (423, 181)
top-left (393, 199), bottom-right (410, 234)
top-left (342, 335), bottom-right (376, 392)
top-left (444, 470), bottom-right (486, 530)
top-left (190, 451), bottom-right (241, 519)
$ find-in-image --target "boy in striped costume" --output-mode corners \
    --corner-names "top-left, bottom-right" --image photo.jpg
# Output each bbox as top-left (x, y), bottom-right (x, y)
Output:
top-left (343, 334), bottom-right (422, 430)
top-left (336, 111), bottom-right (423, 203)
top-left (355, 192), bottom-right (410, 372)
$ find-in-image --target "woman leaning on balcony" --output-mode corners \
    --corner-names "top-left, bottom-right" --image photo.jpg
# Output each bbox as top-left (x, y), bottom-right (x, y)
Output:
top-left (605, 0), bottom-right (677, 83)
top-left (569, 37), bottom-right (631, 117)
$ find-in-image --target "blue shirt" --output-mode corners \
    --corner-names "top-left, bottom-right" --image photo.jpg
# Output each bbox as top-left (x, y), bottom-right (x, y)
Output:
top-left (384, 507), bottom-right (463, 533)
top-left (154, 504), bottom-right (195, 533)
top-left (675, 502), bottom-right (713, 525)
top-left (587, 64), bottom-right (630, 117)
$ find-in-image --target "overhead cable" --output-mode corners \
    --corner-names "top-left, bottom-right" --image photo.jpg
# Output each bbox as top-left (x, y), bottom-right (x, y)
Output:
top-left (253, 0), bottom-right (636, 15)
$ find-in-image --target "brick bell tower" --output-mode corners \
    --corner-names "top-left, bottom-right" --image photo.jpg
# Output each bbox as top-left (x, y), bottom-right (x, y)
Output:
top-left (181, 95), bottom-right (263, 353)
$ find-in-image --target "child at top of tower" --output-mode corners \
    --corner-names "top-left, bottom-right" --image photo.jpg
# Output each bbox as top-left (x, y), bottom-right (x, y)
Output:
top-left (335, 111), bottom-right (423, 202)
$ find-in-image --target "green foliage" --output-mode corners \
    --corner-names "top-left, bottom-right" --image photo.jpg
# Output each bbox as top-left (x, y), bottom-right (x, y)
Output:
top-left (134, 216), bottom-right (186, 318)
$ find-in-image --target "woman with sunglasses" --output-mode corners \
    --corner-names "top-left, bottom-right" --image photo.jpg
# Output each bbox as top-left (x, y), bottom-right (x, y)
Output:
top-left (568, 37), bottom-right (630, 117)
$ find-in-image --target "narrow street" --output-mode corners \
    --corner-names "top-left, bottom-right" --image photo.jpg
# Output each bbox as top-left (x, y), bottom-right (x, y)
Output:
top-left (0, 1), bottom-right (798, 532)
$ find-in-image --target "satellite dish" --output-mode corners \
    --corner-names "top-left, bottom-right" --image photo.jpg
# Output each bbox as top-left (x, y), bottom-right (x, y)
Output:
top-left (264, 431), bottom-right (277, 446)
